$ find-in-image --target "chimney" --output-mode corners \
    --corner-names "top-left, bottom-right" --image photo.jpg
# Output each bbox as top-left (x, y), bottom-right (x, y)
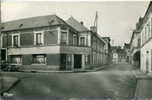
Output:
top-left (80, 21), bottom-right (84, 25)
top-left (90, 26), bottom-right (97, 33)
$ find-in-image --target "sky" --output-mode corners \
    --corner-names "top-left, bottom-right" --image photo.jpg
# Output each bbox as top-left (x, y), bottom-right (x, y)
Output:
top-left (1, 1), bottom-right (149, 46)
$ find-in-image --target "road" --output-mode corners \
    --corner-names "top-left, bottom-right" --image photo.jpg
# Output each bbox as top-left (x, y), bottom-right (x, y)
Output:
top-left (1, 63), bottom-right (137, 100)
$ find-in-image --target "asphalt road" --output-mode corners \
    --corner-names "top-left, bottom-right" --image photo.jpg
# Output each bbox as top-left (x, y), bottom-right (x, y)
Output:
top-left (2, 63), bottom-right (137, 100)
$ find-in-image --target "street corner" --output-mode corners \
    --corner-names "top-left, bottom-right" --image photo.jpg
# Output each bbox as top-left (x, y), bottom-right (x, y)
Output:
top-left (0, 76), bottom-right (19, 94)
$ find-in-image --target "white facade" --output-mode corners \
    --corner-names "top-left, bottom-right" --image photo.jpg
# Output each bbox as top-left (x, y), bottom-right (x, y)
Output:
top-left (140, 7), bottom-right (152, 73)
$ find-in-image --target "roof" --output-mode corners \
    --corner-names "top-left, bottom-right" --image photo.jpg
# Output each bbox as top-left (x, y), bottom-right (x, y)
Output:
top-left (66, 17), bottom-right (89, 32)
top-left (1, 15), bottom-right (68, 31)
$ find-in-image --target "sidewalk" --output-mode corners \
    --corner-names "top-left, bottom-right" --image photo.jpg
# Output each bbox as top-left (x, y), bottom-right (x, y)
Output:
top-left (0, 76), bottom-right (19, 95)
top-left (16, 64), bottom-right (108, 73)
top-left (133, 70), bottom-right (152, 99)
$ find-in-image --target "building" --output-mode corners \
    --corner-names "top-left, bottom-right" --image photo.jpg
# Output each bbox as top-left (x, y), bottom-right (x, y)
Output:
top-left (140, 2), bottom-right (152, 73)
top-left (67, 17), bottom-right (109, 68)
top-left (111, 46), bottom-right (119, 64)
top-left (0, 15), bottom-right (109, 71)
top-left (124, 43), bottom-right (130, 63)
top-left (129, 18), bottom-right (142, 67)
top-left (102, 37), bottom-right (112, 64)
top-left (111, 46), bottom-right (126, 64)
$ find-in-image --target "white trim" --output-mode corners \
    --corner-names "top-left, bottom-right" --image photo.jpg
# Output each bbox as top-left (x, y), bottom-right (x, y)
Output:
top-left (67, 29), bottom-right (69, 45)
top-left (1, 34), bottom-right (3, 48)
top-left (34, 31), bottom-right (44, 45)
top-left (8, 46), bottom-right (60, 55)
top-left (12, 33), bottom-right (20, 47)
top-left (57, 27), bottom-right (61, 44)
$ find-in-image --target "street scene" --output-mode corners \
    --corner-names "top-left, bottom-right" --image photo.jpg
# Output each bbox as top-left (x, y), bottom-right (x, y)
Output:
top-left (0, 1), bottom-right (152, 100)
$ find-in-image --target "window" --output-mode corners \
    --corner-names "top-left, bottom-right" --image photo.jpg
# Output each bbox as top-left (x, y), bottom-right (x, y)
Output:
top-left (11, 55), bottom-right (22, 64)
top-left (85, 55), bottom-right (89, 64)
top-left (151, 18), bottom-right (152, 37)
top-left (66, 55), bottom-right (71, 65)
top-left (73, 34), bottom-right (77, 45)
top-left (35, 33), bottom-right (43, 45)
top-left (12, 34), bottom-right (20, 47)
top-left (80, 37), bottom-right (85, 46)
top-left (61, 31), bottom-right (67, 45)
top-left (33, 54), bottom-right (46, 64)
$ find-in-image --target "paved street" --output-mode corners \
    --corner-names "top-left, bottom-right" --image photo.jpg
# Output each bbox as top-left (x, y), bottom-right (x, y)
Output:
top-left (1, 63), bottom-right (137, 100)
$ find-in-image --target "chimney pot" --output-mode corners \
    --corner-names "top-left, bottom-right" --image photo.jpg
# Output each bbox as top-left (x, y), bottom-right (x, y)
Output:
top-left (90, 26), bottom-right (97, 33)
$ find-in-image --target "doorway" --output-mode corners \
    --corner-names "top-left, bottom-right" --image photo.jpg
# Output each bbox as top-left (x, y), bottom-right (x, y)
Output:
top-left (1, 49), bottom-right (7, 61)
top-left (74, 54), bottom-right (82, 69)
top-left (60, 54), bottom-right (66, 70)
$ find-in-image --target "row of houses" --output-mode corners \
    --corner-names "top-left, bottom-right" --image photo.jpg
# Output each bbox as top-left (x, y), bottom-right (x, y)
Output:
top-left (0, 15), bottom-right (111, 71)
top-left (130, 1), bottom-right (152, 73)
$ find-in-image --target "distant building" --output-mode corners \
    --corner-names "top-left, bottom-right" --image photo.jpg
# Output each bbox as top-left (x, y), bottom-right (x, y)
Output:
top-left (102, 37), bottom-right (112, 63)
top-left (0, 15), bottom-right (109, 71)
top-left (111, 46), bottom-right (126, 64)
top-left (140, 2), bottom-right (152, 73)
top-left (111, 47), bottom-right (119, 64)
top-left (124, 43), bottom-right (130, 63)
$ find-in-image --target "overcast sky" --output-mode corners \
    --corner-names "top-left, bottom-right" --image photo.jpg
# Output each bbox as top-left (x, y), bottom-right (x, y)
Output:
top-left (1, 1), bottom-right (149, 46)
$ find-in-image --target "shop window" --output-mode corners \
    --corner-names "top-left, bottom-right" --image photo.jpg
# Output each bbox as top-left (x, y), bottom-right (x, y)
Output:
top-left (33, 54), bottom-right (46, 64)
top-left (11, 55), bottom-right (22, 64)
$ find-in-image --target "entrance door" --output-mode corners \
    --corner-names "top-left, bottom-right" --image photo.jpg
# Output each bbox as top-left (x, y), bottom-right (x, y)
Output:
top-left (60, 54), bottom-right (66, 70)
top-left (74, 54), bottom-right (82, 69)
top-left (1, 49), bottom-right (6, 61)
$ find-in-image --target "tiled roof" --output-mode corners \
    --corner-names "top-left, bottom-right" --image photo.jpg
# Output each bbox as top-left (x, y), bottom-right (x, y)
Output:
top-left (1, 15), bottom-right (67, 31)
top-left (66, 17), bottom-right (89, 32)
